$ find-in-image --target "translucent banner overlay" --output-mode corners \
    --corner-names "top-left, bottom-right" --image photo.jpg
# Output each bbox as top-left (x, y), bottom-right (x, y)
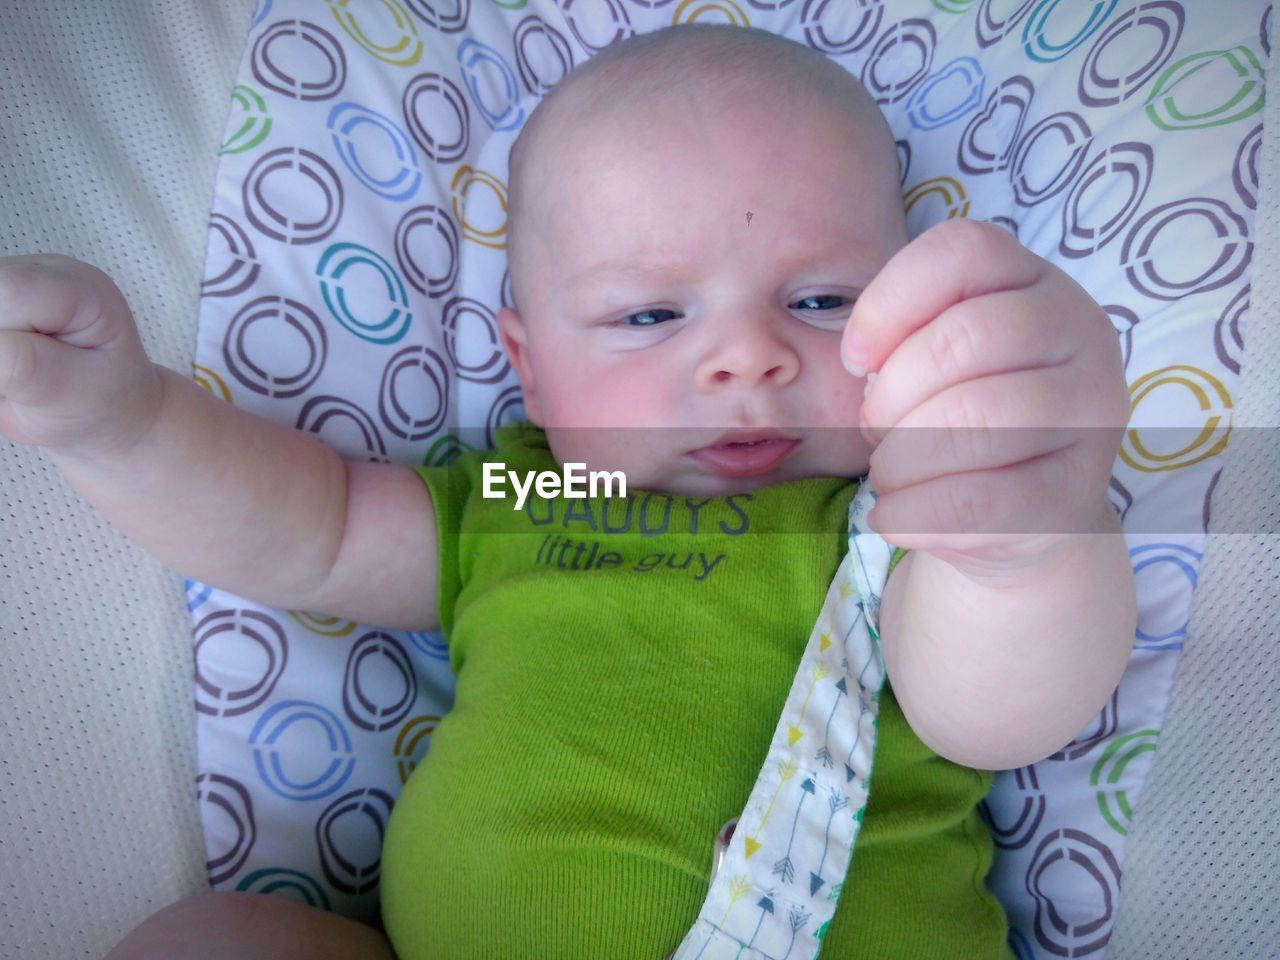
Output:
top-left (423, 426), bottom-right (1278, 535)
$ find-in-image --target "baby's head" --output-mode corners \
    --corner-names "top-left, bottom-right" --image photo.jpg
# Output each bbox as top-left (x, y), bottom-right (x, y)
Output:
top-left (497, 24), bottom-right (908, 497)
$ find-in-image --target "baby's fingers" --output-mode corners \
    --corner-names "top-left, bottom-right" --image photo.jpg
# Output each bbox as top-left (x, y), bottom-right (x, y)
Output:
top-left (867, 367), bottom-right (1083, 493)
top-left (0, 331), bottom-right (78, 444)
top-left (858, 280), bottom-right (1083, 445)
top-left (843, 219), bottom-right (1043, 377)
top-left (0, 257), bottom-right (156, 452)
top-left (0, 328), bottom-right (91, 408)
top-left (868, 363), bottom-right (1125, 513)
top-left (867, 453), bottom-right (1099, 569)
top-left (0, 254), bottom-right (133, 349)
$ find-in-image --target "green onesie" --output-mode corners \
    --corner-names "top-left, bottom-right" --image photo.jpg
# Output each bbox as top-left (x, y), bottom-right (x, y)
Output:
top-left (381, 423), bottom-right (1008, 958)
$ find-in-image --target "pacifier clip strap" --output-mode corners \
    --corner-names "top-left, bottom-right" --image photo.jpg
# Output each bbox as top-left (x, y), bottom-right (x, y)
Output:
top-left (670, 485), bottom-right (893, 960)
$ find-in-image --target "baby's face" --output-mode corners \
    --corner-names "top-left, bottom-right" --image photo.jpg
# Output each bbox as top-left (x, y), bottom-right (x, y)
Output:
top-left (499, 90), bottom-right (908, 497)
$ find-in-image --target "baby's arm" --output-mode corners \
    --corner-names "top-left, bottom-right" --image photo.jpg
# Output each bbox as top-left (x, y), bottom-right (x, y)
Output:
top-left (877, 518), bottom-right (1134, 771)
top-left (845, 221), bottom-right (1136, 770)
top-left (0, 256), bottom-right (439, 631)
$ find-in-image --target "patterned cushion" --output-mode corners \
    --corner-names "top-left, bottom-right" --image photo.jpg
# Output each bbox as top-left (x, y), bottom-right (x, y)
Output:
top-left (191, 1), bottom-right (1267, 953)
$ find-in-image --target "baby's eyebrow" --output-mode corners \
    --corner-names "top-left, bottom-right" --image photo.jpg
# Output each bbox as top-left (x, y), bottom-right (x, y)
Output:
top-left (563, 258), bottom-right (676, 290)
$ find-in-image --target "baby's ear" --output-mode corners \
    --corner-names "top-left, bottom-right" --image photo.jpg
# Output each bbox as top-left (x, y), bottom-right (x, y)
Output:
top-left (496, 306), bottom-right (544, 426)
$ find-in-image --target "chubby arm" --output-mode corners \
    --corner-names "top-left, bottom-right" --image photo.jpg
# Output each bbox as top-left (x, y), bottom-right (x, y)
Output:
top-left (878, 508), bottom-right (1135, 770)
top-left (1, 255), bottom-right (439, 631)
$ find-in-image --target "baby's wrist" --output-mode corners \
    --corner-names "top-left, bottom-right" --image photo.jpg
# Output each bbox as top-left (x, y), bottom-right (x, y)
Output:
top-left (49, 359), bottom-right (167, 465)
top-left (933, 500), bottom-right (1121, 591)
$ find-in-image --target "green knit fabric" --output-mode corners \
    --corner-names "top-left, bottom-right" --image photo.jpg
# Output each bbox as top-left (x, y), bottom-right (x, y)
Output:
top-left (381, 423), bottom-right (1009, 959)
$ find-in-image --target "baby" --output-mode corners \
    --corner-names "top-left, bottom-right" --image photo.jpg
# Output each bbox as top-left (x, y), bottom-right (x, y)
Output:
top-left (0, 23), bottom-right (1135, 960)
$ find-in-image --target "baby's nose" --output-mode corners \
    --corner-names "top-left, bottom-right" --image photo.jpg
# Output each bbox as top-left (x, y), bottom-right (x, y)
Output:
top-left (694, 318), bottom-right (800, 390)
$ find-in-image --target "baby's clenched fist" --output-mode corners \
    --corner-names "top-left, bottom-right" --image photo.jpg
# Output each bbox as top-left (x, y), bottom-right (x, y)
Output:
top-left (0, 255), bottom-right (162, 457)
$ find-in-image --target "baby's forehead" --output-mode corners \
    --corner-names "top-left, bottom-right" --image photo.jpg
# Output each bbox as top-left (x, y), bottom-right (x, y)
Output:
top-left (522, 67), bottom-right (883, 173)
top-left (503, 27), bottom-right (904, 303)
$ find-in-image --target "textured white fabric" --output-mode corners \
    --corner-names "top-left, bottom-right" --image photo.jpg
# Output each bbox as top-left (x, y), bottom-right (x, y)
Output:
top-left (1108, 21), bottom-right (1280, 959)
top-left (0, 3), bottom-right (253, 958)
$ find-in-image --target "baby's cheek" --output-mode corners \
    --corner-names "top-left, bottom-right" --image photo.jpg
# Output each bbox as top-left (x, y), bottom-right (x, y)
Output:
top-left (538, 367), bottom-right (626, 428)
top-left (808, 366), bottom-right (868, 429)
top-left (586, 370), bottom-right (673, 429)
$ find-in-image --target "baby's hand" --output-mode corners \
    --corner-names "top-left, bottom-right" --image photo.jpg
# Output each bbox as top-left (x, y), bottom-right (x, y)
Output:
top-left (0, 255), bottom-right (162, 457)
top-left (843, 219), bottom-right (1129, 573)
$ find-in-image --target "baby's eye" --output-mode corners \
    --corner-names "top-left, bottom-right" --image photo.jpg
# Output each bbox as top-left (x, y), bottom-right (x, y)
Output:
top-left (622, 307), bottom-right (681, 327)
top-left (790, 294), bottom-right (848, 311)
top-left (789, 292), bottom-right (857, 328)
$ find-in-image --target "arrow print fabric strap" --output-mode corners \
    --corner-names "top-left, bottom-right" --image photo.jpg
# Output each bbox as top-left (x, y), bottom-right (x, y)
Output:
top-left (670, 483), bottom-right (893, 960)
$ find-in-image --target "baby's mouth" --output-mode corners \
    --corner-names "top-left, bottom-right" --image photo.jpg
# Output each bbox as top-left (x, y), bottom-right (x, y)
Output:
top-left (687, 432), bottom-right (799, 479)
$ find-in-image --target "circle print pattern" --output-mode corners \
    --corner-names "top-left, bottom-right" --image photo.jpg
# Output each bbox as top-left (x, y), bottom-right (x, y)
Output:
top-left (395, 204), bottom-right (461, 298)
top-left (402, 73), bottom-right (470, 163)
top-left (906, 57), bottom-right (985, 130)
top-left (198, 773), bottom-right (257, 886)
top-left (379, 345), bottom-right (451, 441)
top-left (1233, 123), bottom-right (1262, 210)
top-left (457, 38), bottom-right (525, 132)
top-left (1010, 111), bottom-right (1091, 207)
top-left (1090, 730), bottom-right (1160, 835)
top-left (1131, 542), bottom-right (1201, 650)
top-left (342, 632), bottom-right (418, 732)
top-left (316, 787), bottom-right (394, 895)
top-left (297, 395), bottom-right (389, 461)
top-left (328, 0), bottom-right (424, 67)
top-left (393, 714), bottom-right (440, 784)
top-left (189, 0), bottom-right (1263, 943)
top-left (250, 700), bottom-right (356, 801)
top-left (514, 17), bottom-right (576, 94)
top-left (672, 1), bottom-right (751, 27)
top-left (1059, 142), bottom-right (1152, 258)
top-left (236, 867), bottom-right (333, 910)
top-left (801, 1), bottom-right (882, 55)
top-left (327, 102), bottom-right (423, 200)
top-left (976, 0), bottom-right (1038, 47)
top-left (486, 384), bottom-right (527, 448)
top-left (559, 2), bottom-right (633, 54)
top-left (204, 213), bottom-right (261, 298)
top-left (958, 75), bottom-right (1035, 174)
top-left (222, 84), bottom-right (274, 155)
top-left (403, 0), bottom-right (469, 34)
top-left (862, 19), bottom-right (935, 104)
top-left (1145, 46), bottom-right (1265, 131)
top-left (223, 295), bottom-right (328, 399)
top-left (1214, 284), bottom-right (1248, 373)
top-left (1077, 2), bottom-right (1183, 107)
top-left (1121, 197), bottom-right (1251, 301)
top-left (289, 608), bottom-right (359, 638)
top-left (442, 297), bottom-right (508, 384)
top-left (194, 610), bottom-right (288, 718)
top-left (1052, 689), bottom-right (1120, 762)
top-left (449, 164), bottom-right (508, 249)
top-left (316, 242), bottom-right (413, 345)
top-left (1026, 829), bottom-right (1122, 956)
top-left (243, 147), bottom-right (344, 245)
top-left (1121, 365), bottom-right (1232, 472)
top-left (251, 20), bottom-right (347, 101)
top-left (980, 765), bottom-right (1046, 850)
top-left (1021, 0), bottom-right (1117, 64)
